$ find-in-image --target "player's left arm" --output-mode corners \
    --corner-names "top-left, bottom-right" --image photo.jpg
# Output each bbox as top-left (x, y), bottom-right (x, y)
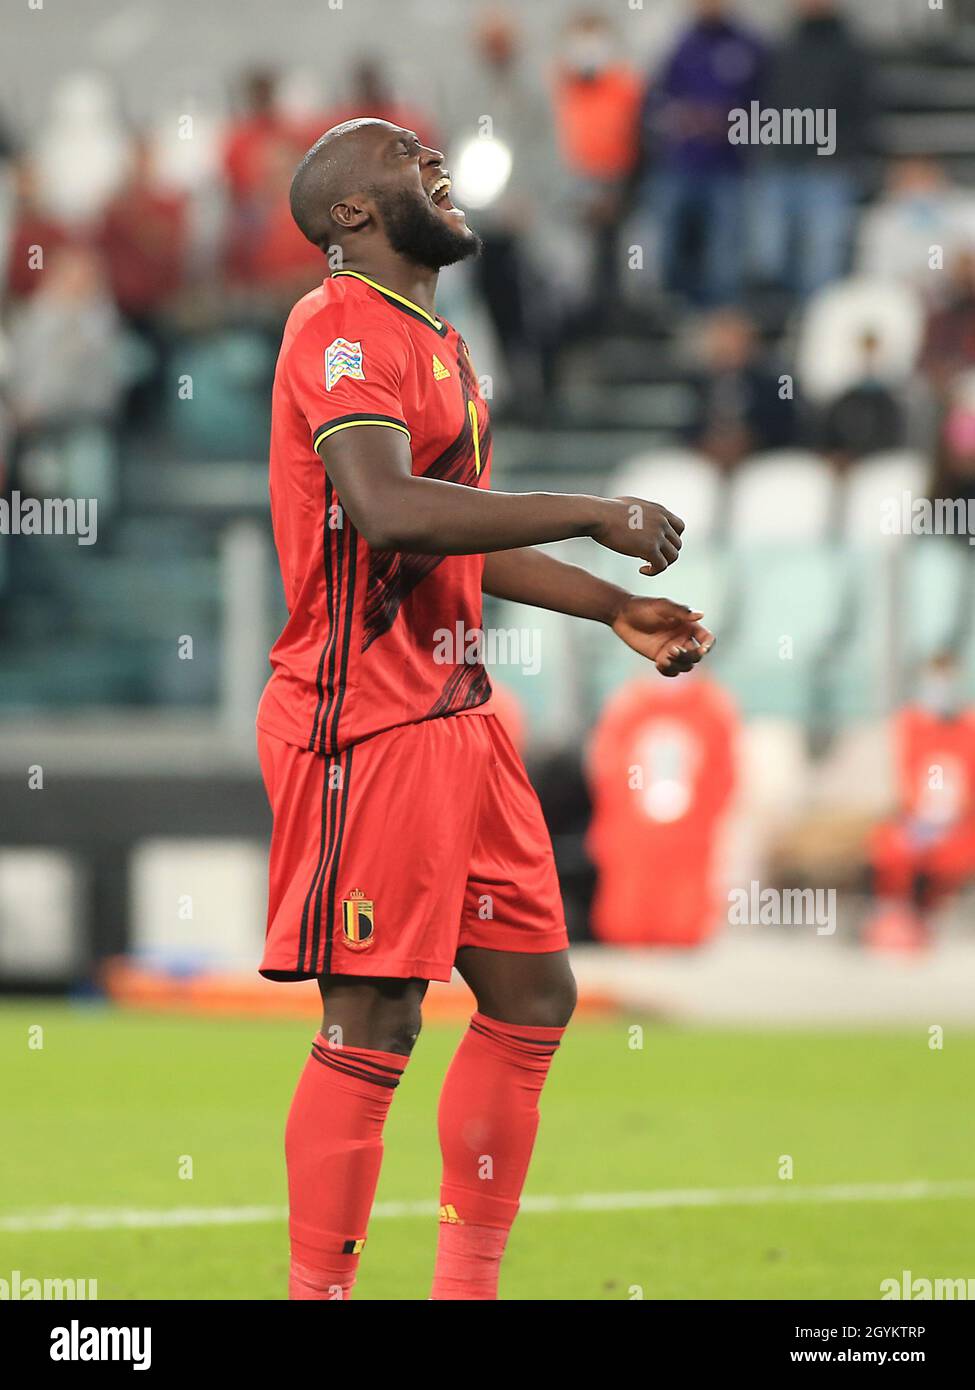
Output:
top-left (482, 547), bottom-right (714, 678)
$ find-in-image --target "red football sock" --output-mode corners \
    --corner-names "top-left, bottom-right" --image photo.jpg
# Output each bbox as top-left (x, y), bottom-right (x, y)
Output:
top-left (285, 1033), bottom-right (407, 1300)
top-left (432, 1011), bottom-right (565, 1300)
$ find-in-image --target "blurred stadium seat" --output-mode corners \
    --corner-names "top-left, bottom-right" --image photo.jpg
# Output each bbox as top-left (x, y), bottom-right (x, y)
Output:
top-left (0, 849), bottom-right (85, 981)
top-left (710, 543), bottom-right (845, 722)
top-left (842, 449), bottom-right (930, 545)
top-left (163, 330), bottom-right (278, 459)
top-left (610, 448), bottom-right (724, 541)
top-left (485, 592), bottom-right (582, 750)
top-left (796, 277), bottom-right (924, 403)
top-left (902, 538), bottom-right (973, 663)
top-left (728, 451), bottom-right (836, 541)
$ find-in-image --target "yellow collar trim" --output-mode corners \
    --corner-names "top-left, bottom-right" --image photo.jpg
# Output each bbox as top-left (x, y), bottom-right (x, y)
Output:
top-left (332, 270), bottom-right (443, 331)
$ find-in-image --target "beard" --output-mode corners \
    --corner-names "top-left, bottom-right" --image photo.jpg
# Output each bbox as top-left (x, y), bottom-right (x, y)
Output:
top-left (371, 184), bottom-right (481, 271)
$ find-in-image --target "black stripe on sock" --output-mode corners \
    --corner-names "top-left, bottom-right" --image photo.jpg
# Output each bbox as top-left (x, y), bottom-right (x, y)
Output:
top-left (468, 1019), bottom-right (561, 1052)
top-left (309, 1048), bottom-right (401, 1089)
top-left (312, 1043), bottom-right (403, 1077)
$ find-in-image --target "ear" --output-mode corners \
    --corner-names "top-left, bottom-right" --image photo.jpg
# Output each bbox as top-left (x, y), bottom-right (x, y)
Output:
top-left (330, 199), bottom-right (370, 231)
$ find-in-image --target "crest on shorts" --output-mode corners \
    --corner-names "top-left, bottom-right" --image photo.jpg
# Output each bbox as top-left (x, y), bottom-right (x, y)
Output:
top-left (324, 338), bottom-right (365, 391)
top-left (342, 889), bottom-right (375, 950)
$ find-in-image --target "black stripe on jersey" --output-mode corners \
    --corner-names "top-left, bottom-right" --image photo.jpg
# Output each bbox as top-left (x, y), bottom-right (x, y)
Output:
top-left (361, 384), bottom-right (484, 652)
top-left (298, 495), bottom-right (361, 974)
top-left (421, 412), bottom-right (484, 487)
top-left (378, 298), bottom-right (449, 336)
top-left (312, 414), bottom-right (411, 449)
top-left (296, 749), bottom-right (336, 976)
top-left (308, 475), bottom-right (341, 751)
top-left (316, 741), bottom-right (354, 978)
top-left (307, 519), bottom-right (358, 967)
top-left (307, 740), bottom-right (349, 975)
top-left (296, 742), bottom-right (350, 978)
top-left (426, 662), bottom-right (492, 721)
top-left (320, 517), bottom-right (358, 754)
top-left (361, 551), bottom-right (441, 653)
top-left (331, 271), bottom-right (450, 338)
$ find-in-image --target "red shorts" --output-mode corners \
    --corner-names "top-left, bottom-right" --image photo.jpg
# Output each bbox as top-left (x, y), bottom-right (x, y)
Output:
top-left (257, 712), bottom-right (568, 982)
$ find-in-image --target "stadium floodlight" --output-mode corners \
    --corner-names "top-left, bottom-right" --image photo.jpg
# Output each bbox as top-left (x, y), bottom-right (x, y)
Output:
top-left (451, 136), bottom-right (512, 210)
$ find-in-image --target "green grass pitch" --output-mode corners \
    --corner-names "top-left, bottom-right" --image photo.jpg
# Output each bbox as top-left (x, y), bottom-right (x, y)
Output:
top-left (2, 1003), bottom-right (973, 1300)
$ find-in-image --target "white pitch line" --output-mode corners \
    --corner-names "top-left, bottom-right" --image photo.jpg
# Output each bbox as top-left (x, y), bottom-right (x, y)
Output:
top-left (2, 1179), bottom-right (973, 1235)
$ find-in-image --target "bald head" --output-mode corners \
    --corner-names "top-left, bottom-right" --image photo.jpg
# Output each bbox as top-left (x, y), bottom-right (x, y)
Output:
top-left (290, 116), bottom-right (479, 272)
top-left (290, 119), bottom-right (390, 251)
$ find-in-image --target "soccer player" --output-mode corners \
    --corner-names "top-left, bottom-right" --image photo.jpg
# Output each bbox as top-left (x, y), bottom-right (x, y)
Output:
top-left (258, 118), bottom-right (714, 1301)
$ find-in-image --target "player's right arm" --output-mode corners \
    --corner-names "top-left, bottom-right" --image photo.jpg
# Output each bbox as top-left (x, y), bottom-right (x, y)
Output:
top-left (320, 424), bottom-right (684, 576)
top-left (287, 308), bottom-right (683, 574)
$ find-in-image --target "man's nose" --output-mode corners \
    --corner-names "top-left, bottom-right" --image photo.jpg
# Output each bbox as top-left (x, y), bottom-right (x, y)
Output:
top-left (420, 145), bottom-right (445, 168)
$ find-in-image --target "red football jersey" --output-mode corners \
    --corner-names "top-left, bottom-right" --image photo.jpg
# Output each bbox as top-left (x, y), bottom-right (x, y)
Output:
top-left (257, 270), bottom-right (493, 753)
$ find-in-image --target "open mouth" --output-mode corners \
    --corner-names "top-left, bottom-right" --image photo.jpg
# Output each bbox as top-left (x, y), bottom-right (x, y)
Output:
top-left (428, 174), bottom-right (461, 216)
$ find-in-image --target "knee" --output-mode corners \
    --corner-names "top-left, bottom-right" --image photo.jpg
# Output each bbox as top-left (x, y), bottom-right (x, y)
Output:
top-left (320, 978), bottom-right (426, 1056)
top-left (497, 970), bottom-right (577, 1030)
top-left (379, 1004), bottom-right (423, 1057)
top-left (534, 971), bottom-right (577, 1029)
top-left (350, 996), bottom-right (422, 1056)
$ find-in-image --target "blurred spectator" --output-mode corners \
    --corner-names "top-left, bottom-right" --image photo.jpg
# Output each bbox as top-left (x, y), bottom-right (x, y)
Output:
top-left (929, 374), bottom-right (975, 512)
top-left (552, 12), bottom-right (642, 320)
top-left (751, 0), bottom-right (874, 299)
top-left (857, 158), bottom-right (975, 299)
top-left (97, 140), bottom-right (188, 429)
top-left (98, 140), bottom-right (187, 322)
top-left (920, 250), bottom-right (975, 394)
top-left (0, 117), bottom-right (17, 289)
top-left (865, 651), bottom-right (975, 952)
top-left (322, 58), bottom-right (439, 150)
top-left (4, 159), bottom-right (72, 301)
top-left (587, 673), bottom-right (737, 947)
top-left (223, 70), bottom-right (313, 206)
top-left (7, 245), bottom-right (123, 430)
top-left (687, 308), bottom-right (796, 467)
top-left (818, 328), bottom-right (905, 464)
top-left (32, 73), bottom-right (130, 227)
top-left (554, 12), bottom-right (641, 184)
top-left (638, 0), bottom-right (764, 307)
top-left (224, 135), bottom-right (323, 306)
top-left (448, 11), bottom-right (561, 403)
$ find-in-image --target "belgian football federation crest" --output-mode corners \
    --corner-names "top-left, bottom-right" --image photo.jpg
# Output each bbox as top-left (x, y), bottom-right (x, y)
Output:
top-left (341, 889), bottom-right (375, 950)
top-left (324, 338), bottom-right (365, 391)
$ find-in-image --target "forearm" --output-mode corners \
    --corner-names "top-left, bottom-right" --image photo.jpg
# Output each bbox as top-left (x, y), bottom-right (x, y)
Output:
top-left (355, 474), bottom-right (607, 555)
top-left (319, 427), bottom-right (682, 573)
top-left (482, 546), bottom-right (630, 625)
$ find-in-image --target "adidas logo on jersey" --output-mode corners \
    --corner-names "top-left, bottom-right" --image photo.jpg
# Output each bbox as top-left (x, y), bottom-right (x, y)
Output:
top-left (432, 353), bottom-right (451, 381)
